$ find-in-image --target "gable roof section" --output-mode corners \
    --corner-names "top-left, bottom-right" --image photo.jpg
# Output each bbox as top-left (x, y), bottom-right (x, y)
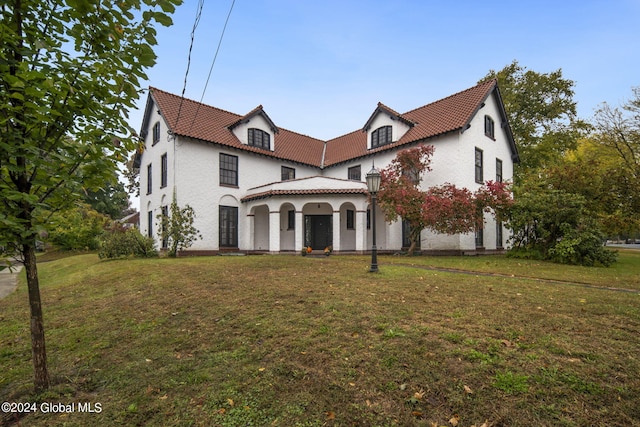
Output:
top-left (227, 104), bottom-right (279, 133)
top-left (149, 87), bottom-right (324, 167)
top-left (362, 102), bottom-right (415, 131)
top-left (323, 79), bottom-right (513, 166)
top-left (146, 79), bottom-right (518, 169)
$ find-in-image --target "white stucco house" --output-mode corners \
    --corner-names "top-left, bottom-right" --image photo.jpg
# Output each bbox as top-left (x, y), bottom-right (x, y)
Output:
top-left (137, 79), bottom-right (518, 255)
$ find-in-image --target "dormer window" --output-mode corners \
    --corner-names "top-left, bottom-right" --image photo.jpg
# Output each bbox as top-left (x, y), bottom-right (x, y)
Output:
top-left (248, 128), bottom-right (270, 150)
top-left (371, 126), bottom-right (392, 148)
top-left (484, 115), bottom-right (495, 139)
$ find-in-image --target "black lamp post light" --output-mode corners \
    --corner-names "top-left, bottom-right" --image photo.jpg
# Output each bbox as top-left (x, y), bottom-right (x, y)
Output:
top-left (366, 163), bottom-right (381, 273)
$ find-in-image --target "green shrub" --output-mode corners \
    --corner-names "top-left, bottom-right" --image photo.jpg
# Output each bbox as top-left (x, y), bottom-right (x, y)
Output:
top-left (99, 226), bottom-right (157, 259)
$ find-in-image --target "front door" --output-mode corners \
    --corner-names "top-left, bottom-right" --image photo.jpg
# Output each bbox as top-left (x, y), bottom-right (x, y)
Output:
top-left (305, 215), bottom-right (332, 250)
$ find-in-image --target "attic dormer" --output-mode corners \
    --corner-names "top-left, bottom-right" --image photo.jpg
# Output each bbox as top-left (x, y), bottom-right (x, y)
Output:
top-left (363, 103), bottom-right (414, 150)
top-left (229, 105), bottom-right (279, 152)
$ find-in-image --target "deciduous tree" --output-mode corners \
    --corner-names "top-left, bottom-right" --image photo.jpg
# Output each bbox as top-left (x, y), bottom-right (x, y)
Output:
top-left (377, 145), bottom-right (513, 255)
top-left (0, 0), bottom-right (181, 392)
top-left (479, 60), bottom-right (590, 177)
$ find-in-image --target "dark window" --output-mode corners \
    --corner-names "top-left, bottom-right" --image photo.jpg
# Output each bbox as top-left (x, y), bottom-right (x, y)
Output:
top-left (220, 153), bottom-right (238, 186)
top-left (402, 219), bottom-right (421, 249)
top-left (484, 115), bottom-right (495, 139)
top-left (161, 153), bottom-right (168, 188)
top-left (371, 125), bottom-right (392, 148)
top-left (281, 166), bottom-right (295, 181)
top-left (219, 206), bottom-right (238, 247)
top-left (146, 163), bottom-right (152, 194)
top-left (248, 128), bottom-right (270, 150)
top-left (288, 210), bottom-right (295, 230)
top-left (496, 158), bottom-right (503, 182)
top-left (147, 211), bottom-right (153, 238)
top-left (366, 209), bottom-right (370, 229)
top-left (475, 226), bottom-right (484, 248)
top-left (346, 210), bottom-right (355, 230)
top-left (348, 165), bottom-right (361, 181)
top-left (496, 221), bottom-right (503, 248)
top-left (160, 205), bottom-right (168, 249)
top-left (403, 166), bottom-right (420, 185)
top-left (152, 121), bottom-right (160, 145)
top-left (475, 148), bottom-right (483, 184)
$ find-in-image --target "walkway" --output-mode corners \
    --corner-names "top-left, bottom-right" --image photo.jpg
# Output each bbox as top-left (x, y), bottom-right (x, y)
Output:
top-left (386, 263), bottom-right (640, 295)
top-left (0, 263), bottom-right (22, 299)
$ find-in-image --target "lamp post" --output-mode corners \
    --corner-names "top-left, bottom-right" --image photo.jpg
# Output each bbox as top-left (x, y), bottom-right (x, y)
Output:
top-left (366, 164), bottom-right (381, 273)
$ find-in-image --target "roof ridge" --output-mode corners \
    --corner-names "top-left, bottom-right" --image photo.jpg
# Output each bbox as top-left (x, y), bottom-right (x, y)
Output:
top-left (149, 86), bottom-right (242, 120)
top-left (400, 79), bottom-right (496, 116)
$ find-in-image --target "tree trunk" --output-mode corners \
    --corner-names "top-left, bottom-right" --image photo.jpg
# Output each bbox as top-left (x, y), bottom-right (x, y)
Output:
top-left (22, 242), bottom-right (49, 392)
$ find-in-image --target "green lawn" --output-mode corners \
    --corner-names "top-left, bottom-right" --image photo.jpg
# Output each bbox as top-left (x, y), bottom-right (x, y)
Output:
top-left (1, 252), bottom-right (639, 426)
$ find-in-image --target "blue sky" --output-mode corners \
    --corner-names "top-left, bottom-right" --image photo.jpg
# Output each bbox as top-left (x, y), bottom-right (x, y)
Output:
top-left (131, 0), bottom-right (640, 141)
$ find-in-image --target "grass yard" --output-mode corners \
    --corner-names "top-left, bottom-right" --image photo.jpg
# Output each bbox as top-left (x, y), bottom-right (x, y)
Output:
top-left (1, 251), bottom-right (639, 426)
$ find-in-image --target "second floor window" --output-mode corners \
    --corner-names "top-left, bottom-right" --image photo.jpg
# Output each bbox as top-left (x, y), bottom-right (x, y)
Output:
top-left (281, 166), bottom-right (295, 181)
top-left (220, 153), bottom-right (238, 186)
top-left (348, 165), bottom-right (361, 181)
top-left (371, 126), bottom-right (392, 148)
top-left (161, 153), bottom-right (168, 188)
top-left (146, 163), bottom-right (152, 194)
top-left (248, 128), bottom-right (270, 150)
top-left (496, 158), bottom-right (503, 183)
top-left (475, 148), bottom-right (483, 184)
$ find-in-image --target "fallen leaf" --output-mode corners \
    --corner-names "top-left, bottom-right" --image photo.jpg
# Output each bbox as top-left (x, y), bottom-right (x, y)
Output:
top-left (258, 367), bottom-right (266, 372)
top-left (227, 398), bottom-right (234, 407)
top-left (414, 389), bottom-right (425, 400)
top-left (501, 339), bottom-right (513, 347)
top-left (326, 411), bottom-right (335, 420)
top-left (449, 414), bottom-right (460, 426)
top-left (464, 385), bottom-right (473, 394)
top-left (411, 410), bottom-right (423, 418)
top-left (159, 395), bottom-right (167, 400)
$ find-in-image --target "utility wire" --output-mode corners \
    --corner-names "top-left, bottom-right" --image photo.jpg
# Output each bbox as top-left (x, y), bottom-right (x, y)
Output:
top-left (173, 0), bottom-right (205, 131)
top-left (188, 0), bottom-right (236, 132)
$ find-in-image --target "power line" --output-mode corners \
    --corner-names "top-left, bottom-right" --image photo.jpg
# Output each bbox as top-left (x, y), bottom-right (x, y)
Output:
top-left (188, 0), bottom-right (236, 132)
top-left (200, 0), bottom-right (236, 103)
top-left (173, 0), bottom-right (205, 131)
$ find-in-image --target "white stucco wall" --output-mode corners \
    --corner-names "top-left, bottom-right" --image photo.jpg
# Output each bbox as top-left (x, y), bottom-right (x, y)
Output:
top-left (140, 90), bottom-right (516, 254)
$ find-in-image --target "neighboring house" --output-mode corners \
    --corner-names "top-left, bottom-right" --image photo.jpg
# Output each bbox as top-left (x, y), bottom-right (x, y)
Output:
top-left (138, 79), bottom-right (518, 255)
top-left (119, 212), bottom-right (140, 229)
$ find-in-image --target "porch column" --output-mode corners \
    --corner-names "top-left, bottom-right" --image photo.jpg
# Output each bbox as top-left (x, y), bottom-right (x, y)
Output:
top-left (295, 210), bottom-right (304, 252)
top-left (268, 210), bottom-right (280, 253)
top-left (355, 209), bottom-right (367, 253)
top-left (245, 213), bottom-right (255, 251)
top-left (332, 209), bottom-right (341, 252)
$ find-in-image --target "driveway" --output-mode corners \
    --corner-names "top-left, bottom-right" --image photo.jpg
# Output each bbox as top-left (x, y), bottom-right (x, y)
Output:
top-left (0, 263), bottom-right (22, 299)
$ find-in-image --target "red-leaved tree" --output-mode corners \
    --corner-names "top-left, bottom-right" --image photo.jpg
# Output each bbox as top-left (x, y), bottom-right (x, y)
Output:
top-left (377, 145), bottom-right (513, 254)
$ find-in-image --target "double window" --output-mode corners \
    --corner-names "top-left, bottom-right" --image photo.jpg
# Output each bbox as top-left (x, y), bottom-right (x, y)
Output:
top-left (484, 115), bottom-right (495, 139)
top-left (220, 153), bottom-right (238, 186)
top-left (371, 126), bottom-right (392, 148)
top-left (248, 128), bottom-right (270, 150)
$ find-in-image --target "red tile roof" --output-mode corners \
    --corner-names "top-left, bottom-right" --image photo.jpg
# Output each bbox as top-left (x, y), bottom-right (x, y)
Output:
top-left (149, 79), bottom-right (514, 169)
top-left (241, 187), bottom-right (368, 202)
top-left (150, 87), bottom-right (325, 166)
